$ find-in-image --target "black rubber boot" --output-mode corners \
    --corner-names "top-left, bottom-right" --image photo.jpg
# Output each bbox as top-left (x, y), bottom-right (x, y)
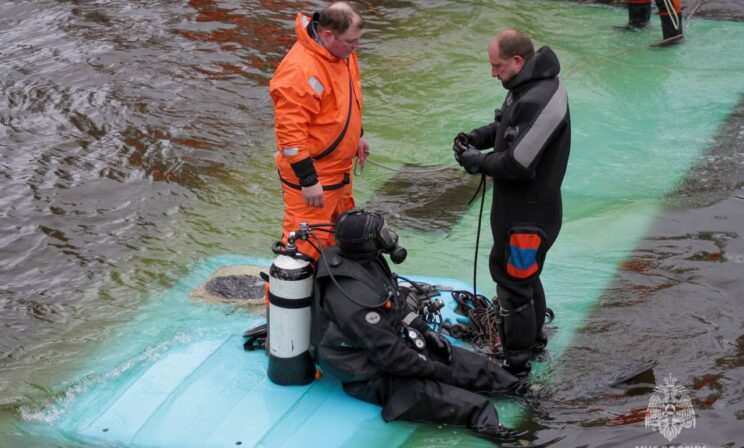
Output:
top-left (532, 330), bottom-right (547, 355)
top-left (628, 2), bottom-right (652, 28)
top-left (656, 0), bottom-right (683, 41)
top-left (498, 290), bottom-right (536, 378)
top-left (471, 406), bottom-right (526, 443)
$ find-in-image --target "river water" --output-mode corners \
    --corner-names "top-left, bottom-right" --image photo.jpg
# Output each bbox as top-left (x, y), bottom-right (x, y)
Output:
top-left (1, 1), bottom-right (743, 446)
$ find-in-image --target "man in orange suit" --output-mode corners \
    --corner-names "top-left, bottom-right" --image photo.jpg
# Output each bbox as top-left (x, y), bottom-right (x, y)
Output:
top-left (270, 2), bottom-right (369, 259)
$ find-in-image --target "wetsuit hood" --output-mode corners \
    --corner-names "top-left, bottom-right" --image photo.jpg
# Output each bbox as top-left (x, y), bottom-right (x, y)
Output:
top-left (335, 210), bottom-right (384, 262)
top-left (503, 46), bottom-right (561, 90)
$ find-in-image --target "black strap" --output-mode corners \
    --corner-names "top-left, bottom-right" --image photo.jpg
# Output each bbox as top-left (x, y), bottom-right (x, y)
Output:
top-left (314, 65), bottom-right (354, 161)
top-left (280, 172), bottom-right (350, 191)
top-left (316, 250), bottom-right (393, 307)
top-left (268, 291), bottom-right (313, 309)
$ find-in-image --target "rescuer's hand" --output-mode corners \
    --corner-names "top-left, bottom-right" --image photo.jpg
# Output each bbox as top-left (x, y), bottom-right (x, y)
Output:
top-left (356, 136), bottom-right (370, 166)
top-left (424, 330), bottom-right (452, 364)
top-left (453, 132), bottom-right (475, 157)
top-left (302, 183), bottom-right (324, 208)
top-left (459, 148), bottom-right (485, 175)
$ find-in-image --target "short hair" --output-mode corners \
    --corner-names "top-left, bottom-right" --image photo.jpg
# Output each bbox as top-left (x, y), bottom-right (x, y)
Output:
top-left (496, 29), bottom-right (535, 60)
top-left (319, 2), bottom-right (364, 34)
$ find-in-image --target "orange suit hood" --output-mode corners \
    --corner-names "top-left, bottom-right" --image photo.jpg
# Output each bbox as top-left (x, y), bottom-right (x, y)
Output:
top-left (270, 13), bottom-right (363, 186)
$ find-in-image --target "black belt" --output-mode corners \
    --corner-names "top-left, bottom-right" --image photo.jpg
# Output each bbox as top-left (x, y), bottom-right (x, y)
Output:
top-left (280, 172), bottom-right (350, 191)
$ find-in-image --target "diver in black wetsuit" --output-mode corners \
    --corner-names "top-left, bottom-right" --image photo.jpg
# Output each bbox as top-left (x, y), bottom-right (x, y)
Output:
top-left (626, 0), bottom-right (684, 42)
top-left (453, 29), bottom-right (571, 378)
top-left (310, 209), bottom-right (524, 443)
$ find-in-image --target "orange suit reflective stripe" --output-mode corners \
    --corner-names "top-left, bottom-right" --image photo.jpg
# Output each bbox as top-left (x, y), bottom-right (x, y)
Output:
top-left (270, 13), bottom-right (363, 260)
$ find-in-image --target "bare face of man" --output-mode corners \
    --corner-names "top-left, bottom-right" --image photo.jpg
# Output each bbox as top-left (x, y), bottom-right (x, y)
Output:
top-left (488, 40), bottom-right (524, 84)
top-left (322, 25), bottom-right (362, 60)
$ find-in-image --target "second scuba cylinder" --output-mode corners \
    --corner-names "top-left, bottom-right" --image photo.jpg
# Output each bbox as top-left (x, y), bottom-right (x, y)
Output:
top-left (267, 253), bottom-right (316, 385)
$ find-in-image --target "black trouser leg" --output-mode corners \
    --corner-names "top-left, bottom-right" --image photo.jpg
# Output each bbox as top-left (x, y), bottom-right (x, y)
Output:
top-left (343, 376), bottom-right (502, 431)
top-left (497, 283), bottom-right (536, 375)
top-left (488, 198), bottom-right (561, 376)
top-left (445, 346), bottom-right (519, 394)
top-left (628, 1), bottom-right (652, 27)
top-left (655, 0), bottom-right (683, 40)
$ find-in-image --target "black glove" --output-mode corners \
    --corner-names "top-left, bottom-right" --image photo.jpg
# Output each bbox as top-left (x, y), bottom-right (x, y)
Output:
top-left (459, 148), bottom-right (485, 174)
top-left (398, 285), bottom-right (419, 314)
top-left (453, 132), bottom-right (476, 164)
top-left (453, 132), bottom-right (475, 154)
top-left (424, 330), bottom-right (452, 364)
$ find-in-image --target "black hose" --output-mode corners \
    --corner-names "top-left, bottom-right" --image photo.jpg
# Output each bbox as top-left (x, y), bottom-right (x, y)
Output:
top-left (309, 233), bottom-right (391, 309)
top-left (468, 174), bottom-right (487, 296)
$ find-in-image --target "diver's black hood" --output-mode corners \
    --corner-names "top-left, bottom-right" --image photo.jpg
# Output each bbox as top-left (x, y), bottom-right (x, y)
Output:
top-left (503, 46), bottom-right (561, 90)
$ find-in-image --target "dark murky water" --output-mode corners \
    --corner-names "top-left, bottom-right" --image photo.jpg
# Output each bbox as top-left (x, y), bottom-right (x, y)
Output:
top-left (532, 95), bottom-right (744, 447)
top-left (2, 0), bottom-right (744, 446)
top-left (0, 0), bottom-right (310, 436)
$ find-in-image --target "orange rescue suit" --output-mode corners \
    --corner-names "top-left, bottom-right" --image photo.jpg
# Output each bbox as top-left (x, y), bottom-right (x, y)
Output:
top-left (270, 13), bottom-right (363, 259)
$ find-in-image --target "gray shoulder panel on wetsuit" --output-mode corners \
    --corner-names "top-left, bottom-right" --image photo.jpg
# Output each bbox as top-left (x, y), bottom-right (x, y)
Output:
top-left (512, 79), bottom-right (568, 170)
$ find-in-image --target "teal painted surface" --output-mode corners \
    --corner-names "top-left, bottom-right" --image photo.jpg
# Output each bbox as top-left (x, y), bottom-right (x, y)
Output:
top-left (44, 256), bottom-right (514, 447)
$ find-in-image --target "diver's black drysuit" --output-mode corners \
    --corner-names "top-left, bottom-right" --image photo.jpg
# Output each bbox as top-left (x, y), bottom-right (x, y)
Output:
top-left (311, 245), bottom-right (519, 434)
top-left (465, 46), bottom-right (571, 373)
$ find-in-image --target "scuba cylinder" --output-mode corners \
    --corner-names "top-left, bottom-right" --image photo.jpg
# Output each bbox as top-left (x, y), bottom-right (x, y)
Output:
top-left (267, 228), bottom-right (316, 386)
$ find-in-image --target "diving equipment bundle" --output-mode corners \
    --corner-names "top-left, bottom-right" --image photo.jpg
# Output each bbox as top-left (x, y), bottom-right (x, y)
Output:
top-left (244, 211), bottom-right (413, 386)
top-left (445, 289), bottom-right (555, 358)
top-left (243, 211), bottom-right (554, 386)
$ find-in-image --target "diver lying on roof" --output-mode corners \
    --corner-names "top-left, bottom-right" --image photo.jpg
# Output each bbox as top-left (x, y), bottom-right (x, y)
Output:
top-left (310, 209), bottom-right (526, 443)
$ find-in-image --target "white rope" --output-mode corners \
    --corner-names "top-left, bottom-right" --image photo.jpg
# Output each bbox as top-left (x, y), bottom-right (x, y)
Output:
top-left (662, 0), bottom-right (681, 31)
top-left (356, 157), bottom-right (459, 174)
top-left (685, 0), bottom-right (704, 34)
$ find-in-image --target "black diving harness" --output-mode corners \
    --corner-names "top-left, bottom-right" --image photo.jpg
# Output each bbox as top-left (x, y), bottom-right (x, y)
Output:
top-left (272, 225), bottom-right (442, 351)
top-left (243, 223), bottom-right (444, 351)
top-left (243, 218), bottom-right (555, 357)
top-left (244, 223), bottom-right (392, 352)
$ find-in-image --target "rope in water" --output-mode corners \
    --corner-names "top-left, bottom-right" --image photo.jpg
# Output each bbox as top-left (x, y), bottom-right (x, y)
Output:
top-left (354, 157), bottom-right (458, 175)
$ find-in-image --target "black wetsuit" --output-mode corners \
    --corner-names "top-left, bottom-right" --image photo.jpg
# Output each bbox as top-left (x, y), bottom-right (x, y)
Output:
top-left (311, 246), bottom-right (519, 431)
top-left (467, 46), bottom-right (571, 372)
